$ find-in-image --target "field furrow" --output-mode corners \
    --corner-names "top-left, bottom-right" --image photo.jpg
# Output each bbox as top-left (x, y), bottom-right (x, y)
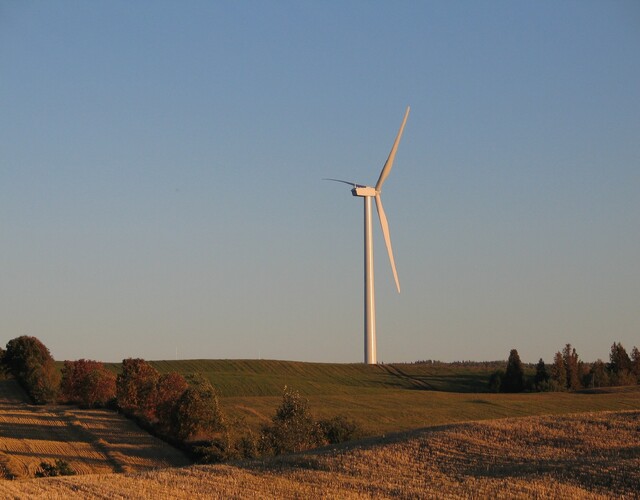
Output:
top-left (0, 380), bottom-right (190, 479)
top-left (0, 410), bottom-right (637, 498)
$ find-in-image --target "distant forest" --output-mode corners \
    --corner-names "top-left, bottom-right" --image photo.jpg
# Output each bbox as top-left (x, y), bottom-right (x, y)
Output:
top-left (480, 342), bottom-right (640, 393)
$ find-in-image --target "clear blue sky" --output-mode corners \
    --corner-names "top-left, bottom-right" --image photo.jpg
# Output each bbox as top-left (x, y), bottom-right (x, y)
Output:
top-left (1, 1), bottom-right (639, 364)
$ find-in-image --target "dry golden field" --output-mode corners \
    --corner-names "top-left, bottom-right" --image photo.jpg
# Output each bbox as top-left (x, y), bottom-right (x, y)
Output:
top-left (0, 380), bottom-right (190, 479)
top-left (2, 409), bottom-right (638, 499)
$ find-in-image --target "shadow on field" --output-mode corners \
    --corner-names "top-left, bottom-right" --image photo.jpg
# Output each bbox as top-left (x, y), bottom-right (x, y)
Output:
top-left (381, 365), bottom-right (491, 392)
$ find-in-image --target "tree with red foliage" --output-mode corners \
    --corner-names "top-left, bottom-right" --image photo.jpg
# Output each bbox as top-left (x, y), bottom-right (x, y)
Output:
top-left (562, 344), bottom-right (581, 390)
top-left (60, 359), bottom-right (116, 408)
top-left (154, 372), bottom-right (189, 432)
top-left (116, 358), bottom-right (160, 422)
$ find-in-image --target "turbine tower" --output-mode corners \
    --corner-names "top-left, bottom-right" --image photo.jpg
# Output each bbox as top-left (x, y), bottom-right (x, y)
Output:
top-left (326, 106), bottom-right (410, 364)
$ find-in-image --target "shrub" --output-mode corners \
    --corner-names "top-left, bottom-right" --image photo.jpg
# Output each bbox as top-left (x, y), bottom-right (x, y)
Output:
top-left (260, 386), bottom-right (322, 456)
top-left (170, 374), bottom-right (225, 441)
top-left (488, 370), bottom-right (504, 393)
top-left (35, 459), bottom-right (75, 478)
top-left (318, 415), bottom-right (360, 444)
top-left (192, 438), bottom-right (230, 464)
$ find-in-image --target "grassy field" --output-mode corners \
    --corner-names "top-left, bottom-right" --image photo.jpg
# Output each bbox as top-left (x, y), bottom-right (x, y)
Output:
top-left (139, 359), bottom-right (640, 436)
top-left (144, 359), bottom-right (506, 395)
top-left (2, 410), bottom-right (638, 498)
top-left (0, 380), bottom-right (190, 479)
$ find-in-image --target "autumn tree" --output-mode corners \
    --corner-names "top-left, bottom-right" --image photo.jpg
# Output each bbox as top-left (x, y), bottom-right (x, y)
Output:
top-left (562, 344), bottom-right (581, 390)
top-left (3, 336), bottom-right (60, 403)
top-left (631, 346), bottom-right (640, 384)
top-left (154, 372), bottom-right (189, 432)
top-left (60, 359), bottom-right (116, 407)
top-left (60, 360), bottom-right (87, 402)
top-left (550, 351), bottom-right (566, 391)
top-left (116, 358), bottom-right (160, 421)
top-left (28, 362), bottom-right (61, 404)
top-left (83, 367), bottom-right (117, 407)
top-left (170, 374), bottom-right (225, 441)
top-left (501, 349), bottom-right (525, 393)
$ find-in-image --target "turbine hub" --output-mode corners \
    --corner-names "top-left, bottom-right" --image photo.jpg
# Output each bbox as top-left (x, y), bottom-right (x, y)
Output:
top-left (351, 186), bottom-right (377, 197)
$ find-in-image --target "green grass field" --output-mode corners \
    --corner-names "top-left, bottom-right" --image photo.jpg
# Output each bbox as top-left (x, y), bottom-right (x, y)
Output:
top-left (144, 359), bottom-right (508, 396)
top-left (119, 359), bottom-right (640, 436)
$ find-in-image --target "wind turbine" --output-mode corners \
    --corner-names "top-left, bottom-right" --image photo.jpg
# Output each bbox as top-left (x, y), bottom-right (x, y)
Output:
top-left (326, 106), bottom-right (410, 364)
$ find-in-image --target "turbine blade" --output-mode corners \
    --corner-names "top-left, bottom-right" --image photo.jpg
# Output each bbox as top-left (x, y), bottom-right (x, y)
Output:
top-left (323, 178), bottom-right (360, 187)
top-left (375, 106), bottom-right (410, 191)
top-left (375, 193), bottom-right (400, 293)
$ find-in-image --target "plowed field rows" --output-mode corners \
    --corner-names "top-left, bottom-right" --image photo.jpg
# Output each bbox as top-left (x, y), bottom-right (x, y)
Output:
top-left (1, 410), bottom-right (638, 498)
top-left (0, 380), bottom-right (190, 479)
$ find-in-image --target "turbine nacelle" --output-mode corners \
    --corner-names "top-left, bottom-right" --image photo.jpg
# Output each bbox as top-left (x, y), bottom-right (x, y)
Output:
top-left (351, 186), bottom-right (377, 197)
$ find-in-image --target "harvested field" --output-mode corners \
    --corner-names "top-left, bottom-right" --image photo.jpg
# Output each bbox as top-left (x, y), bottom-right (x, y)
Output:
top-left (2, 410), bottom-right (638, 498)
top-left (0, 380), bottom-right (190, 479)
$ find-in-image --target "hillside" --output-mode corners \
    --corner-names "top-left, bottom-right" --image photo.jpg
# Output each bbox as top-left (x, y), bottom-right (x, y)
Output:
top-left (0, 380), bottom-right (190, 479)
top-left (142, 359), bottom-right (640, 436)
top-left (2, 410), bottom-right (638, 498)
top-left (144, 359), bottom-right (504, 396)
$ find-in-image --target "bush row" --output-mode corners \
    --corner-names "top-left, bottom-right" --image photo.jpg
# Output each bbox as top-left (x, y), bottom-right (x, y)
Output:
top-left (0, 337), bottom-right (360, 462)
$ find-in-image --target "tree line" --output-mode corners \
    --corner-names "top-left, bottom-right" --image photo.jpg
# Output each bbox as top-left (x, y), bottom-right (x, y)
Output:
top-left (0, 336), bottom-right (359, 462)
top-left (490, 342), bottom-right (640, 393)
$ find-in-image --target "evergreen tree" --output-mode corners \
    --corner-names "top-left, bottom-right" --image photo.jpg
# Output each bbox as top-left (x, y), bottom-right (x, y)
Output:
top-left (608, 342), bottom-right (633, 385)
top-left (502, 349), bottom-right (525, 393)
top-left (534, 358), bottom-right (550, 390)
top-left (609, 342), bottom-right (632, 374)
